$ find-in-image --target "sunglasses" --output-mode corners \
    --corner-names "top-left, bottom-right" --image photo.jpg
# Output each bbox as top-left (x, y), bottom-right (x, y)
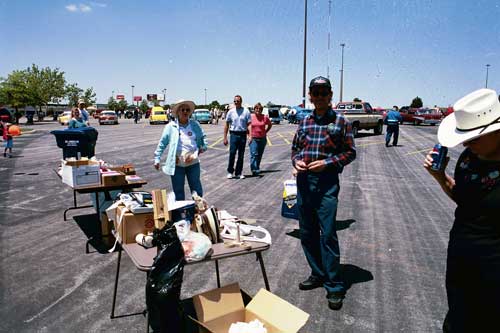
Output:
top-left (179, 108), bottom-right (191, 113)
top-left (311, 90), bottom-right (330, 97)
top-left (234, 100), bottom-right (242, 103)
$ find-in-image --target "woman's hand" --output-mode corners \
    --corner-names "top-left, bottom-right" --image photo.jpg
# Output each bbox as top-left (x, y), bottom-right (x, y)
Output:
top-left (184, 154), bottom-right (194, 164)
top-left (154, 162), bottom-right (160, 170)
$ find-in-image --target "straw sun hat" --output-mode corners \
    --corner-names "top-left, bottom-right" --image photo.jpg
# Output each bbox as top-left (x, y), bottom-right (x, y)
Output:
top-left (438, 88), bottom-right (500, 147)
top-left (172, 100), bottom-right (196, 118)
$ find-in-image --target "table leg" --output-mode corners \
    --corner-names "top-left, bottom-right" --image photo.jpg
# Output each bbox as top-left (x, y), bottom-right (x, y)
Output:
top-left (215, 260), bottom-right (221, 288)
top-left (256, 252), bottom-right (270, 291)
top-left (146, 271), bottom-right (150, 333)
top-left (63, 190), bottom-right (92, 221)
top-left (86, 191), bottom-right (101, 254)
top-left (110, 244), bottom-right (122, 319)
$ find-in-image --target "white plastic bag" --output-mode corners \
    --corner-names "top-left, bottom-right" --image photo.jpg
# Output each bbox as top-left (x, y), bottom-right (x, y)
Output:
top-left (181, 231), bottom-right (212, 262)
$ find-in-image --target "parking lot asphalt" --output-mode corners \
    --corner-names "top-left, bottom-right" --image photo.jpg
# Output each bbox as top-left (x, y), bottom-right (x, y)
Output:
top-left (0, 118), bottom-right (459, 332)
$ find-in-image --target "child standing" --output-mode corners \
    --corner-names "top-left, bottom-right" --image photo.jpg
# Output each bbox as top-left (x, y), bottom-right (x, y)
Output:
top-left (2, 122), bottom-right (13, 158)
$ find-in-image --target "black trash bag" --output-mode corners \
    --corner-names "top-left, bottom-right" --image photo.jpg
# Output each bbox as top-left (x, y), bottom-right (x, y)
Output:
top-left (146, 225), bottom-right (186, 332)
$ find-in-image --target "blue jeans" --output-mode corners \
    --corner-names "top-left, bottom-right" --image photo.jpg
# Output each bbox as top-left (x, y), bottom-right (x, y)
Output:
top-left (297, 171), bottom-right (344, 294)
top-left (227, 133), bottom-right (246, 176)
top-left (170, 163), bottom-right (202, 200)
top-left (249, 138), bottom-right (267, 172)
top-left (385, 124), bottom-right (399, 146)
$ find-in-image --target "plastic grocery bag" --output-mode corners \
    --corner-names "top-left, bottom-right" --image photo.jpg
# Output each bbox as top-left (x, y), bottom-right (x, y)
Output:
top-left (182, 231), bottom-right (212, 262)
top-left (281, 179), bottom-right (299, 220)
top-left (145, 225), bottom-right (185, 332)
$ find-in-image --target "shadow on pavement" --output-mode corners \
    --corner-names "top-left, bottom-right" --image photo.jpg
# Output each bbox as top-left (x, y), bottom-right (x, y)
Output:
top-left (342, 263), bottom-right (374, 290)
top-left (285, 219), bottom-right (356, 239)
top-left (73, 214), bottom-right (110, 254)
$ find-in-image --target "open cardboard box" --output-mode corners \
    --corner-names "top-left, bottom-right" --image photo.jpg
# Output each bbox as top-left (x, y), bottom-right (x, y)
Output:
top-left (191, 283), bottom-right (309, 333)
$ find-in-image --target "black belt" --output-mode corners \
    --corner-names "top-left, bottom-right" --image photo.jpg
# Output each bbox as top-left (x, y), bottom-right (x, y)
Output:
top-left (230, 131), bottom-right (247, 135)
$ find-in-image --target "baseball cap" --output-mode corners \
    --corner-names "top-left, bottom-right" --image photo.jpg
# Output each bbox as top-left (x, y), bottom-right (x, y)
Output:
top-left (309, 76), bottom-right (331, 89)
top-left (78, 99), bottom-right (85, 105)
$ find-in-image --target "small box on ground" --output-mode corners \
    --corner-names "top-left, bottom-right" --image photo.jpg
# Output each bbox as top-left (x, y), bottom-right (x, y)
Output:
top-left (191, 283), bottom-right (309, 333)
top-left (61, 159), bottom-right (101, 188)
top-left (113, 205), bottom-right (155, 244)
top-left (101, 171), bottom-right (127, 186)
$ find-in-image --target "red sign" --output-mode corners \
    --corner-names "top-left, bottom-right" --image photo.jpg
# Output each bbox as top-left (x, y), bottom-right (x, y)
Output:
top-left (116, 94), bottom-right (125, 100)
top-left (133, 96), bottom-right (142, 102)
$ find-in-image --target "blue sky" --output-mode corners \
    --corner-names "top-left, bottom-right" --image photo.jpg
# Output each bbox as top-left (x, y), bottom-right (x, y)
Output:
top-left (0, 0), bottom-right (499, 108)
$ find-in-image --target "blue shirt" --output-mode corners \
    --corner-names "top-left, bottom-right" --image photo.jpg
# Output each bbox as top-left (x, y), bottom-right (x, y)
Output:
top-left (226, 107), bottom-right (251, 132)
top-left (68, 118), bottom-right (87, 129)
top-left (385, 110), bottom-right (402, 124)
top-left (79, 108), bottom-right (89, 122)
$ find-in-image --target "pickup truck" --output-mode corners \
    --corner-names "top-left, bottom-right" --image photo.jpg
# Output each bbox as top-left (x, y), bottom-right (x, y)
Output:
top-left (400, 107), bottom-right (442, 125)
top-left (334, 101), bottom-right (384, 137)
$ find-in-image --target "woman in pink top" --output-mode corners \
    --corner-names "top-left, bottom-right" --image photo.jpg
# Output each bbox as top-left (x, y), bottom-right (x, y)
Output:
top-left (249, 103), bottom-right (272, 175)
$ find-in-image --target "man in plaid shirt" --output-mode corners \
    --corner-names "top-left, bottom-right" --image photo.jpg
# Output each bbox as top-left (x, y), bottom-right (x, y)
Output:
top-left (291, 76), bottom-right (356, 310)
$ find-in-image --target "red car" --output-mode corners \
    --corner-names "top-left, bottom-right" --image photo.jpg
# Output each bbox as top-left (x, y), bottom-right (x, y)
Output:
top-left (400, 107), bottom-right (442, 125)
top-left (99, 110), bottom-right (119, 125)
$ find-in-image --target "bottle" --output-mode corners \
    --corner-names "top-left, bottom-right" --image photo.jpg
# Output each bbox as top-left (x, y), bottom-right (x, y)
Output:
top-left (431, 144), bottom-right (448, 171)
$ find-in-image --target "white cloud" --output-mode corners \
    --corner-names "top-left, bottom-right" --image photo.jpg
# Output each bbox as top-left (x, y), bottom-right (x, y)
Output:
top-left (79, 4), bottom-right (92, 12)
top-left (65, 4), bottom-right (78, 12)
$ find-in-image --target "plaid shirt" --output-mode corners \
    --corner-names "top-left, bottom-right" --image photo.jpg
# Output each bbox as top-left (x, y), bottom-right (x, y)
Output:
top-left (291, 109), bottom-right (356, 172)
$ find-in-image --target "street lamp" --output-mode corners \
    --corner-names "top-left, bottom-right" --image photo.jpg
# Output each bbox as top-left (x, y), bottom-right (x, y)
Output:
top-left (339, 43), bottom-right (345, 103)
top-left (302, 0), bottom-right (308, 107)
top-left (485, 64), bottom-right (491, 88)
top-left (204, 88), bottom-right (207, 105)
top-left (162, 88), bottom-right (166, 105)
top-left (112, 90), bottom-right (114, 99)
top-left (131, 85), bottom-right (135, 106)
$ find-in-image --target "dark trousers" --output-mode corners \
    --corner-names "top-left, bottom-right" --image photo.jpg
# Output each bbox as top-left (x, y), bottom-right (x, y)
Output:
top-left (385, 124), bottom-right (399, 145)
top-left (297, 171), bottom-right (344, 294)
top-left (227, 133), bottom-right (246, 176)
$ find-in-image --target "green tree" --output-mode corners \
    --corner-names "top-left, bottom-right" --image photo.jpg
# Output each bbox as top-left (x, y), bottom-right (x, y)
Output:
top-left (25, 64), bottom-right (66, 115)
top-left (0, 70), bottom-right (30, 124)
top-left (139, 100), bottom-right (149, 113)
top-left (116, 100), bottom-right (128, 111)
top-left (410, 96), bottom-right (423, 108)
top-left (353, 97), bottom-right (362, 102)
top-left (209, 100), bottom-right (221, 110)
top-left (82, 87), bottom-right (96, 106)
top-left (107, 97), bottom-right (118, 111)
top-left (65, 83), bottom-right (83, 107)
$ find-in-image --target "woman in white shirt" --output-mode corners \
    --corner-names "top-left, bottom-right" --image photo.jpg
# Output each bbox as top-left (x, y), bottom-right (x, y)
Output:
top-left (154, 100), bottom-right (208, 200)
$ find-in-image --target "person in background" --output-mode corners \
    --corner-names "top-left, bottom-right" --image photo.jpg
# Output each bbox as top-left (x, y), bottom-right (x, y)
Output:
top-left (223, 95), bottom-right (251, 179)
top-left (77, 99), bottom-right (90, 126)
top-left (248, 102), bottom-right (272, 176)
top-left (423, 88), bottom-right (500, 332)
top-left (2, 121), bottom-right (13, 158)
top-left (384, 105), bottom-right (403, 147)
top-left (154, 100), bottom-right (208, 200)
top-left (68, 107), bottom-right (87, 129)
top-left (133, 107), bottom-right (139, 124)
top-left (291, 76), bottom-right (356, 311)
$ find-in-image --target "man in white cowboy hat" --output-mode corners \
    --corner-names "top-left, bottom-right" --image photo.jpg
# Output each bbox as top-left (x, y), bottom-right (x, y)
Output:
top-left (77, 99), bottom-right (90, 125)
top-left (424, 88), bottom-right (500, 331)
top-left (154, 99), bottom-right (208, 201)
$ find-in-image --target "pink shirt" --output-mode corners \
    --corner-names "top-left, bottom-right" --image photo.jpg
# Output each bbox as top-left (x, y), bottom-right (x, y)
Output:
top-left (250, 114), bottom-right (271, 138)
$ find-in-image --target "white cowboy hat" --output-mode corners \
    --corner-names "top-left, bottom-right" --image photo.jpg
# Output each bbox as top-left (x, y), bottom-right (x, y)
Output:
top-left (171, 100), bottom-right (196, 117)
top-left (438, 88), bottom-right (500, 147)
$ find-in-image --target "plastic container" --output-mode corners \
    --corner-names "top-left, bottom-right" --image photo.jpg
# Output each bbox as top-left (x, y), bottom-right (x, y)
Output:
top-left (51, 127), bottom-right (98, 159)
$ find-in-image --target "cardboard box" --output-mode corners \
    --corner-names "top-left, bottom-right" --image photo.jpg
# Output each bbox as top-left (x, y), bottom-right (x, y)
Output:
top-left (101, 171), bottom-right (127, 186)
top-left (61, 159), bottom-right (101, 188)
top-left (113, 205), bottom-right (155, 244)
top-left (101, 213), bottom-right (116, 247)
top-left (191, 283), bottom-right (309, 333)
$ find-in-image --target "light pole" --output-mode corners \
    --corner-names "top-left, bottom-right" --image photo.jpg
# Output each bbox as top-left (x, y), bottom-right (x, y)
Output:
top-left (485, 64), bottom-right (491, 88)
top-left (112, 90), bottom-right (114, 99)
top-left (339, 43), bottom-right (345, 103)
top-left (131, 85), bottom-right (135, 106)
top-left (204, 88), bottom-right (207, 105)
top-left (302, 0), bottom-right (308, 107)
